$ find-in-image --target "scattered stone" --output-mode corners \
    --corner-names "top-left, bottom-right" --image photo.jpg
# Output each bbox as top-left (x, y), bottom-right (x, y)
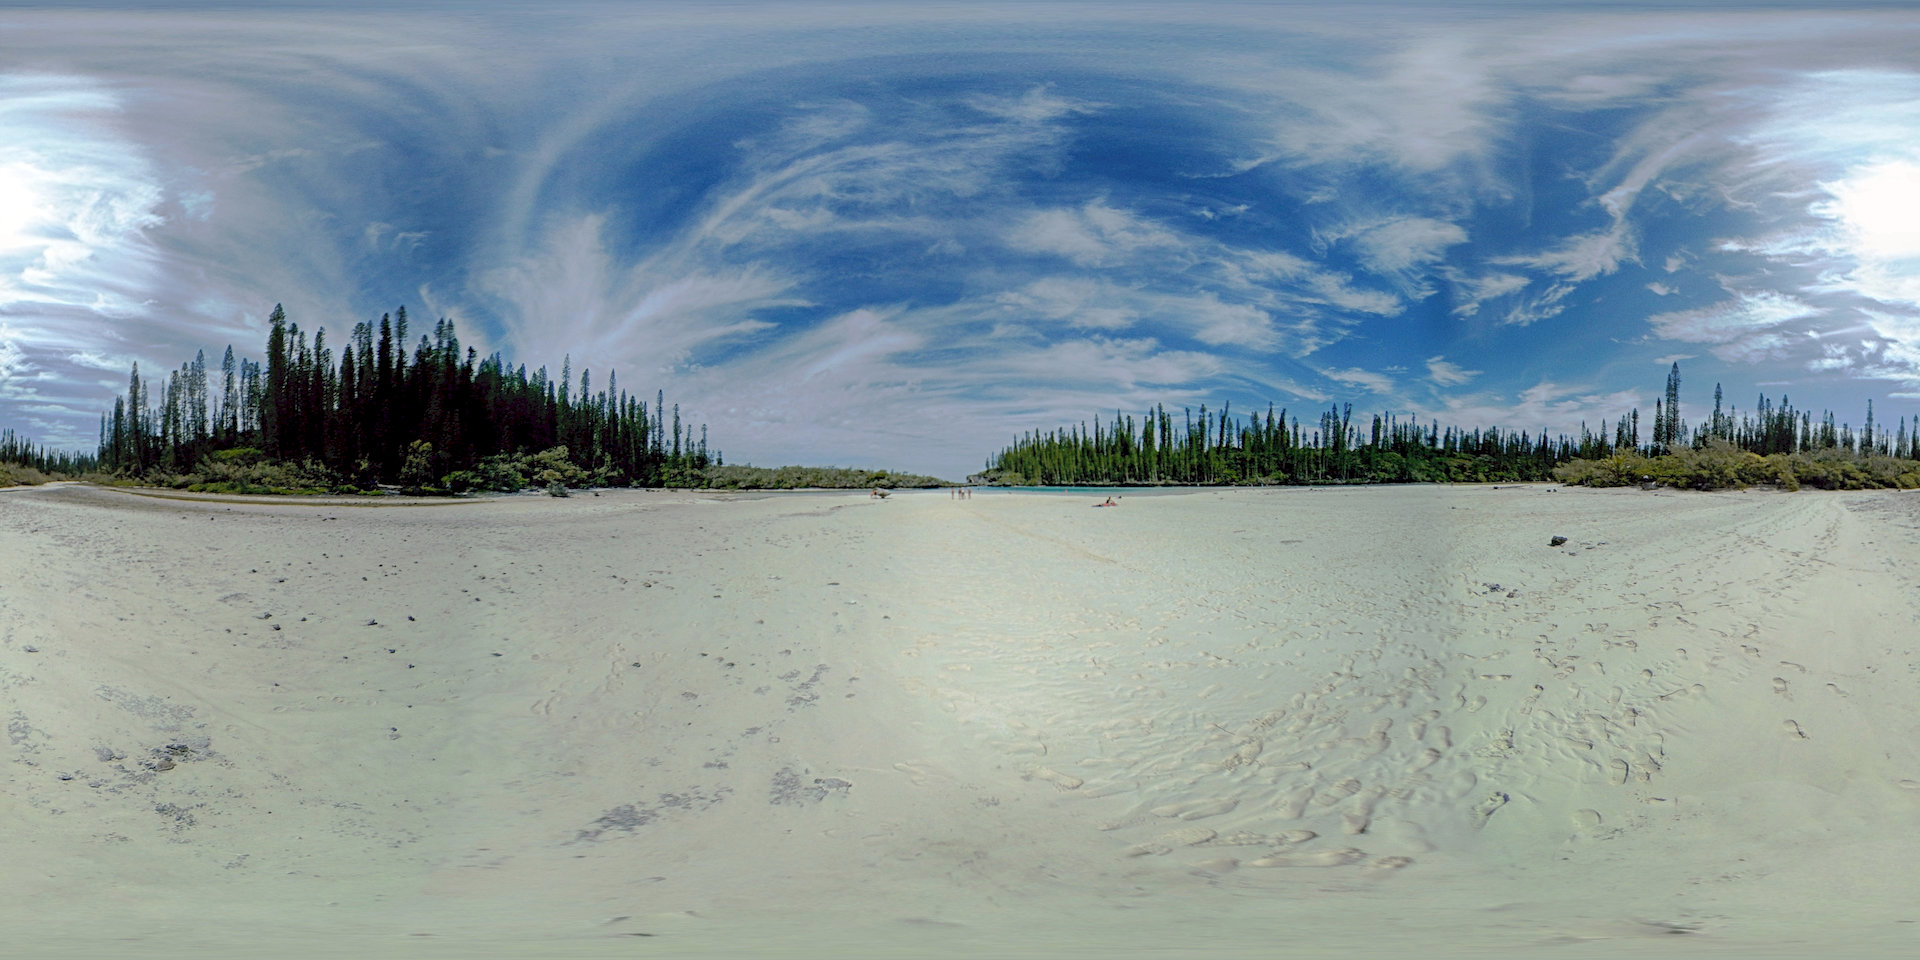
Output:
top-left (1549, 535), bottom-right (1568, 546)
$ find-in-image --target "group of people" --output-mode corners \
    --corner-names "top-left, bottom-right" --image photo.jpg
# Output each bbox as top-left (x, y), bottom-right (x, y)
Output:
top-left (949, 487), bottom-right (973, 499)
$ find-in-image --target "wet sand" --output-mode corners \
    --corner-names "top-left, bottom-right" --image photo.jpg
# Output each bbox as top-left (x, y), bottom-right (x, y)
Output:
top-left (2, 482), bottom-right (1918, 958)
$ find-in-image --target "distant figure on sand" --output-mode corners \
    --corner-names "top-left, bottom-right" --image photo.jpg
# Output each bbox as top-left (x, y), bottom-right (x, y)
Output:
top-left (1096, 496), bottom-right (1117, 507)
top-left (871, 488), bottom-right (889, 499)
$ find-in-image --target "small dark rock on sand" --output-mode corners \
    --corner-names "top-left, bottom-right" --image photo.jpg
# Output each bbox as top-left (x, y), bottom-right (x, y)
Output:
top-left (1549, 536), bottom-right (1568, 546)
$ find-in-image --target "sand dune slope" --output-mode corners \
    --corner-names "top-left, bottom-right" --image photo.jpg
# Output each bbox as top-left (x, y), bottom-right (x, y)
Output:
top-left (1, 483), bottom-right (1916, 958)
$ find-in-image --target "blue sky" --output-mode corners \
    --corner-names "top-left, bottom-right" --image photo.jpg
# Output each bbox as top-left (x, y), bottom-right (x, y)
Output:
top-left (5, 2), bottom-right (1920, 478)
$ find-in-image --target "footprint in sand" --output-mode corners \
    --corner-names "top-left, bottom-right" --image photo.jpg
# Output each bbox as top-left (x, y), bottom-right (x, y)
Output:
top-left (1519, 684), bottom-right (1544, 715)
top-left (1571, 809), bottom-right (1603, 830)
top-left (1028, 767), bottom-right (1084, 790)
top-left (1364, 855), bottom-right (1415, 872)
top-left (1782, 719), bottom-right (1809, 740)
top-left (1607, 758), bottom-right (1631, 786)
top-left (1151, 797), bottom-right (1238, 820)
top-left (1212, 829), bottom-right (1315, 847)
top-left (1275, 787), bottom-right (1313, 819)
top-left (1341, 786), bottom-right (1386, 834)
top-left (1471, 791), bottom-right (1510, 826)
top-left (892, 761), bottom-right (936, 786)
top-left (1313, 778), bottom-right (1362, 807)
top-left (1246, 847), bottom-right (1366, 868)
top-left (1159, 827), bottom-right (1217, 846)
top-left (1771, 677), bottom-right (1791, 698)
top-left (1223, 738), bottom-right (1263, 769)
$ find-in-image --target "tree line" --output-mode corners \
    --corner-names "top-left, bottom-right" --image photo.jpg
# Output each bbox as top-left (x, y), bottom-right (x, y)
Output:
top-left (981, 363), bottom-right (1920, 489)
top-left (1, 428), bottom-right (98, 486)
top-left (94, 304), bottom-right (715, 491)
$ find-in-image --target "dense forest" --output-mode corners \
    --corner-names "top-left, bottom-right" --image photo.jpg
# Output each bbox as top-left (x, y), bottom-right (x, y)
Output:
top-left (84, 305), bottom-right (720, 493)
top-left (10, 343), bottom-right (1920, 494)
top-left (0, 304), bottom-right (935, 494)
top-left (0, 428), bottom-right (97, 486)
top-left (981, 364), bottom-right (1920, 490)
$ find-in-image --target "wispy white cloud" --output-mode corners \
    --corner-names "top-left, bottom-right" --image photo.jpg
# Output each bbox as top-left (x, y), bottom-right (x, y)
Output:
top-left (1855, 307), bottom-right (1920, 389)
top-left (1425, 355), bottom-right (1480, 387)
top-left (1323, 366), bottom-right (1396, 395)
top-left (1496, 225), bottom-right (1637, 283)
top-left (479, 214), bottom-right (793, 376)
top-left (1502, 282), bottom-right (1576, 327)
top-left (996, 277), bottom-right (1137, 330)
top-left (965, 85), bottom-right (1102, 125)
top-left (1647, 289), bottom-right (1818, 346)
top-left (1321, 215), bottom-right (1468, 296)
top-left (1233, 32), bottom-right (1506, 182)
top-left (1007, 200), bottom-right (1182, 268)
top-left (1447, 270), bottom-right (1529, 317)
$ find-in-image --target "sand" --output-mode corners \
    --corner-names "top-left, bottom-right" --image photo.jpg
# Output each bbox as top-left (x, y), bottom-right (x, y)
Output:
top-left (2, 481), bottom-right (1917, 958)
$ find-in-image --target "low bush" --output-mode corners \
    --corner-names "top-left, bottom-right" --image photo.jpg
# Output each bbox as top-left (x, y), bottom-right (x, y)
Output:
top-left (701, 464), bottom-right (948, 489)
top-left (1556, 440), bottom-right (1920, 491)
top-left (0, 462), bottom-right (52, 486)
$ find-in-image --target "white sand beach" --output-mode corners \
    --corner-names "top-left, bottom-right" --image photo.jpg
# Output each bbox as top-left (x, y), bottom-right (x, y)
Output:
top-left (2, 482), bottom-right (1917, 958)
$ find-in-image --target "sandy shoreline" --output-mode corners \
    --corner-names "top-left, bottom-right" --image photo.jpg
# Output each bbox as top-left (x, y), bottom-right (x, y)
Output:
top-left (3, 482), bottom-right (1917, 957)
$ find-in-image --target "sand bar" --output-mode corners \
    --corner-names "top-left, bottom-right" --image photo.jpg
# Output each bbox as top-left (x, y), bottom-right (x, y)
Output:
top-left (3, 482), bottom-right (1918, 958)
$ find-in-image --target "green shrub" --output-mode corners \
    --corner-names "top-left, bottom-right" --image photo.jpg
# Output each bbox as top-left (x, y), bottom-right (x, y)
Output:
top-left (1553, 452), bottom-right (1652, 487)
top-left (0, 462), bottom-right (52, 486)
top-left (701, 464), bottom-right (948, 489)
top-left (209, 447), bottom-right (266, 465)
top-left (397, 441), bottom-right (439, 494)
top-left (182, 455), bottom-right (357, 495)
top-left (1556, 443), bottom-right (1920, 492)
